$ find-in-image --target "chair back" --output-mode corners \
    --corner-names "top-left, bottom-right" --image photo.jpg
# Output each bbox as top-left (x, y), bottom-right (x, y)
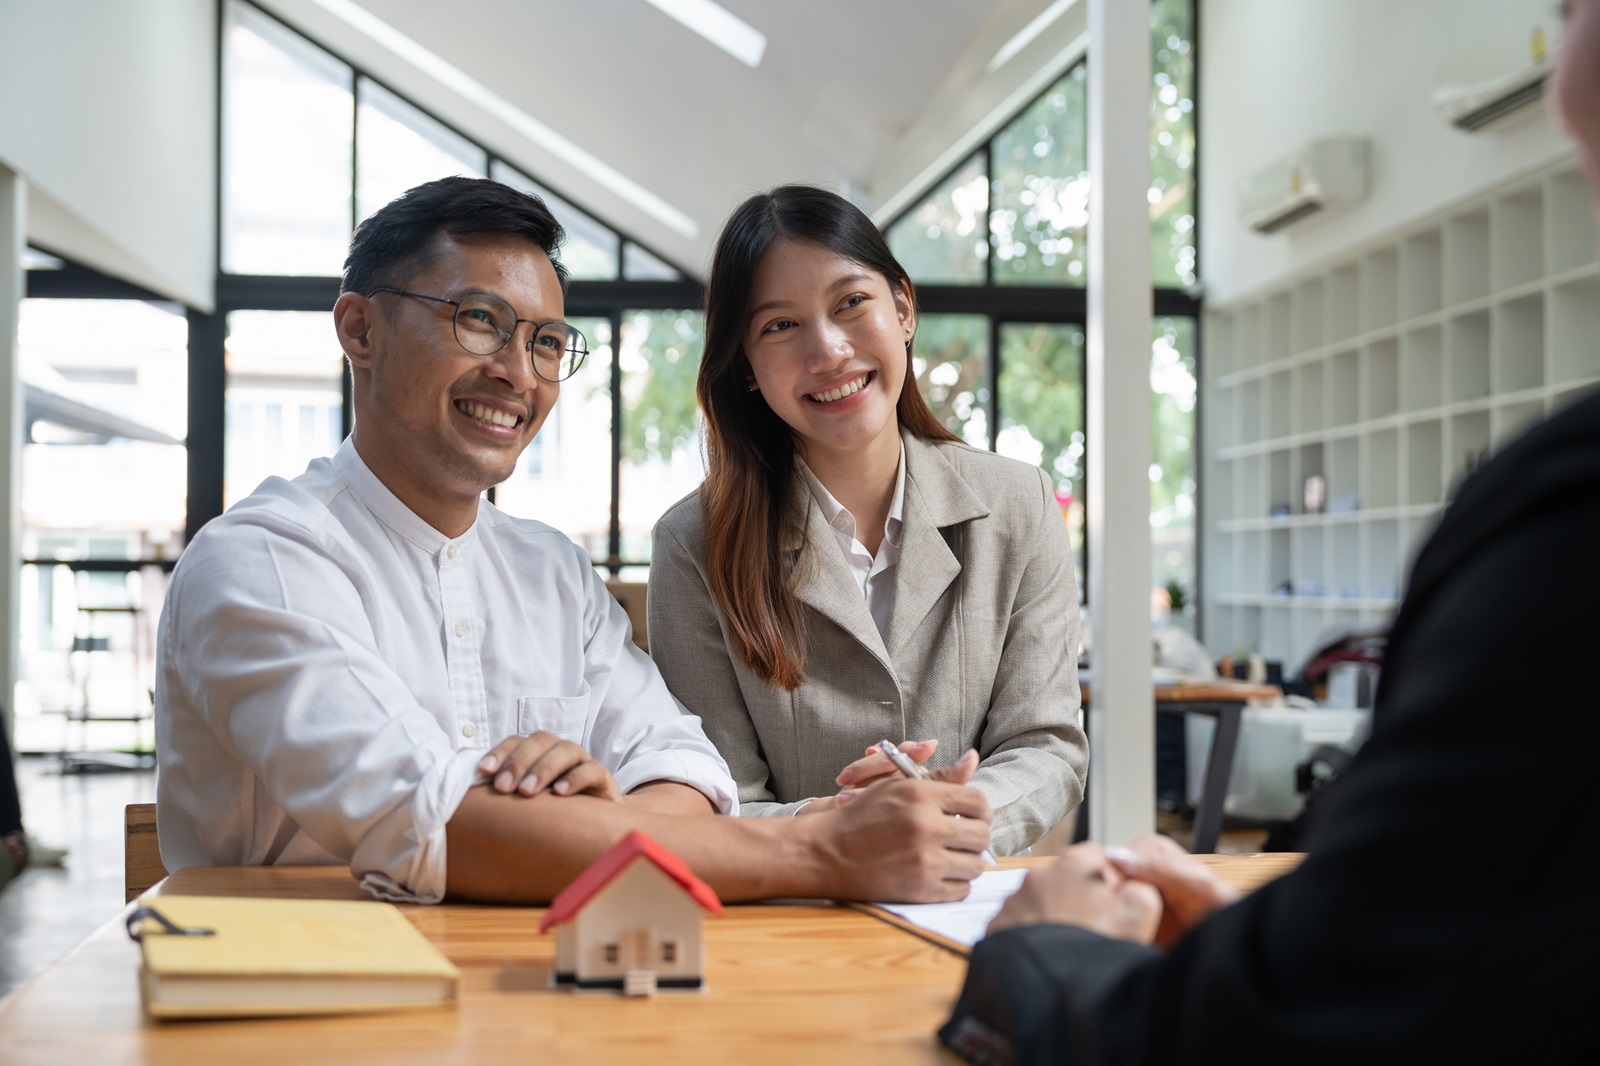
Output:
top-left (124, 802), bottom-right (166, 902)
top-left (605, 581), bottom-right (650, 652)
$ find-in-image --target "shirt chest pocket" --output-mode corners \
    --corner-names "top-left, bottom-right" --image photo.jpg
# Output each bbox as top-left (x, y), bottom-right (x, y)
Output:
top-left (516, 684), bottom-right (591, 747)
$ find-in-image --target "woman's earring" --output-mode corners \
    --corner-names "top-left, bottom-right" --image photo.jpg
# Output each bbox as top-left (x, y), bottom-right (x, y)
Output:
top-left (746, 380), bottom-right (760, 393)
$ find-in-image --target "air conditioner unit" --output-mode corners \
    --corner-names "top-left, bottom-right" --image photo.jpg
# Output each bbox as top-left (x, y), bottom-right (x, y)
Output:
top-left (1433, 3), bottom-right (1559, 132)
top-left (1238, 139), bottom-right (1369, 235)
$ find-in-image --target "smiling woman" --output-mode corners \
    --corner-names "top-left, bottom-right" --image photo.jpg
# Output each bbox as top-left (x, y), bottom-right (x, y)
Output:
top-left (647, 186), bottom-right (1089, 856)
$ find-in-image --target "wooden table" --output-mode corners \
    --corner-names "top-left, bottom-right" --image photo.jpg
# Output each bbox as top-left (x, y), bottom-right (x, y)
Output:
top-left (1079, 680), bottom-right (1284, 853)
top-left (0, 855), bottom-right (1300, 1065)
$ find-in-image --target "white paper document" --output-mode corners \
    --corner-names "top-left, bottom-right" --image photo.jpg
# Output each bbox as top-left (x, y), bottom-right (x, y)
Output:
top-left (875, 868), bottom-right (1029, 948)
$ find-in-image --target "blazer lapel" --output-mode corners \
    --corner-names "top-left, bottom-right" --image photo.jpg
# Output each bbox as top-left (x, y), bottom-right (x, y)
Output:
top-left (887, 434), bottom-right (990, 657)
top-left (784, 473), bottom-right (893, 667)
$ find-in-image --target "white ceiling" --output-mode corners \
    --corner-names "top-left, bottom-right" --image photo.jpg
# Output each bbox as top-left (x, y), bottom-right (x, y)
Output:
top-left (255, 0), bottom-right (1091, 277)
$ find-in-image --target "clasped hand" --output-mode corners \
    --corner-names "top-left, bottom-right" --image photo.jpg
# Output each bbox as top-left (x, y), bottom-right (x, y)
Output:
top-left (987, 834), bottom-right (1240, 949)
top-left (476, 731), bottom-right (622, 801)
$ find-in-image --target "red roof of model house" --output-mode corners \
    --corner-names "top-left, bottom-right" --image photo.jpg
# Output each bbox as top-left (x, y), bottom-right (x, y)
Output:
top-left (539, 829), bottom-right (724, 932)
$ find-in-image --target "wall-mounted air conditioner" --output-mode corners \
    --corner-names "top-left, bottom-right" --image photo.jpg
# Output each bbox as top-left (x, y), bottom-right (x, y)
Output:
top-left (1238, 138), bottom-right (1369, 236)
top-left (1433, 2), bottom-right (1559, 132)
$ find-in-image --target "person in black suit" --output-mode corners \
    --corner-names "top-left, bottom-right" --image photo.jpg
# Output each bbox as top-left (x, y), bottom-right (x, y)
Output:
top-left (940, 3), bottom-right (1600, 1062)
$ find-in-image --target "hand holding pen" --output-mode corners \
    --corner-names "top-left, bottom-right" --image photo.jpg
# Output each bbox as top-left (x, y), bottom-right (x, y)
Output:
top-left (870, 739), bottom-right (999, 866)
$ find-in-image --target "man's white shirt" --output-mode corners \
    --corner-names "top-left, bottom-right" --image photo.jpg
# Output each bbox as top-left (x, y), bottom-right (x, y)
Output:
top-left (155, 439), bottom-right (736, 903)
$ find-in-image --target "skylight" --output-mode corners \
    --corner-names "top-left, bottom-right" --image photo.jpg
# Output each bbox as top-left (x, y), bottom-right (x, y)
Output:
top-left (642, 0), bottom-right (766, 68)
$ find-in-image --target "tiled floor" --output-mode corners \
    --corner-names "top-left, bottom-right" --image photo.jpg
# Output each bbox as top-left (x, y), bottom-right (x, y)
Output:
top-left (0, 756), bottom-right (154, 999)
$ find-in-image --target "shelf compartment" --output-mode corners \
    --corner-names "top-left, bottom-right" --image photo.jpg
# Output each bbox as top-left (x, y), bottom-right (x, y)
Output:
top-left (1293, 279), bottom-right (1325, 353)
top-left (1241, 530), bottom-right (1266, 595)
top-left (1267, 293), bottom-right (1292, 365)
top-left (1404, 326), bottom-right (1444, 410)
top-left (1267, 371), bottom-right (1292, 441)
top-left (1269, 528), bottom-right (1292, 594)
top-left (1362, 248), bottom-right (1399, 333)
top-left (1210, 385), bottom-right (1236, 451)
top-left (1448, 410), bottom-right (1491, 499)
top-left (1447, 312), bottom-right (1490, 402)
top-left (1493, 294), bottom-right (1545, 393)
top-left (1547, 168), bottom-right (1599, 276)
top-left (1493, 187), bottom-right (1544, 290)
top-left (1326, 264), bottom-right (1360, 343)
top-left (1401, 228), bottom-right (1443, 318)
top-left (1367, 428), bottom-right (1399, 510)
top-left (1269, 448), bottom-right (1294, 516)
top-left (1239, 379), bottom-right (1262, 443)
top-left (1329, 349), bottom-right (1360, 427)
top-left (1406, 420), bottom-right (1443, 506)
top-left (1295, 526), bottom-right (1325, 595)
top-left (1444, 210), bottom-right (1490, 307)
top-left (1328, 437), bottom-right (1360, 513)
top-left (1550, 277), bottom-right (1600, 384)
top-left (1331, 524), bottom-right (1361, 601)
top-left (1368, 519), bottom-right (1401, 601)
top-left (1295, 362), bottom-right (1325, 433)
top-left (1240, 454), bottom-right (1265, 522)
top-left (1297, 442), bottom-right (1325, 515)
top-left (1210, 460), bottom-right (1237, 523)
top-left (1236, 306), bottom-right (1261, 371)
top-left (1365, 338), bottom-right (1400, 420)
top-left (1493, 398), bottom-right (1545, 449)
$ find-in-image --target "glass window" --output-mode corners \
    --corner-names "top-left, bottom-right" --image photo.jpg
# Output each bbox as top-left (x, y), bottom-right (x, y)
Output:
top-left (997, 323), bottom-right (1085, 572)
top-left (223, 311), bottom-right (345, 509)
top-left (623, 243), bottom-right (684, 282)
top-left (914, 313), bottom-right (990, 448)
top-left (1151, 316), bottom-right (1197, 603)
top-left (222, 0), bottom-right (354, 276)
top-left (991, 66), bottom-right (1090, 286)
top-left (492, 316), bottom-right (614, 564)
top-left (888, 152), bottom-right (989, 285)
top-left (356, 78), bottom-right (487, 224)
top-left (1150, 0), bottom-right (1196, 288)
top-left (14, 299), bottom-right (188, 748)
top-left (491, 162), bottom-right (621, 281)
top-left (618, 309), bottom-right (705, 564)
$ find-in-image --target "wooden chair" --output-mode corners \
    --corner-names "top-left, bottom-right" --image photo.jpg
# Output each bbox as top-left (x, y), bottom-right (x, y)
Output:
top-left (124, 802), bottom-right (167, 902)
top-left (604, 581), bottom-right (650, 653)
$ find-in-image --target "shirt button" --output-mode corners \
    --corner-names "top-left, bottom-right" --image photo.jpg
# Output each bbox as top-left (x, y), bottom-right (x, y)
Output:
top-left (461, 722), bottom-right (477, 739)
top-left (454, 620), bottom-right (469, 637)
top-left (446, 545), bottom-right (458, 560)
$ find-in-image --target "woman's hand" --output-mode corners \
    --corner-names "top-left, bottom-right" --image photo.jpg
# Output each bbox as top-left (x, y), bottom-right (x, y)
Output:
top-left (1107, 834), bottom-right (1240, 949)
top-left (835, 738), bottom-right (939, 788)
top-left (476, 732), bottom-right (623, 801)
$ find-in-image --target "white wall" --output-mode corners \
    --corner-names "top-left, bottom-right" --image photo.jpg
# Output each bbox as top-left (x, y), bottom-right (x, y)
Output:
top-left (0, 0), bottom-right (217, 311)
top-left (1200, 0), bottom-right (1573, 306)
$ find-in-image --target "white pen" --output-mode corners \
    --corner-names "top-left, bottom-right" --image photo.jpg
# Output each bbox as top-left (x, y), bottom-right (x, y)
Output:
top-left (876, 739), bottom-right (999, 866)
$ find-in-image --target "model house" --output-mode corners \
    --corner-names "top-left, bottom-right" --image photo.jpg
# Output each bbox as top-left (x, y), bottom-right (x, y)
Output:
top-left (540, 830), bottom-right (723, 995)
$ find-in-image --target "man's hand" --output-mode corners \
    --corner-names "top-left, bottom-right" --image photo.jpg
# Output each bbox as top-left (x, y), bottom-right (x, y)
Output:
top-left (476, 732), bottom-right (622, 801)
top-left (987, 844), bottom-right (1163, 943)
top-left (805, 749), bottom-right (992, 902)
top-left (1107, 834), bottom-right (1239, 949)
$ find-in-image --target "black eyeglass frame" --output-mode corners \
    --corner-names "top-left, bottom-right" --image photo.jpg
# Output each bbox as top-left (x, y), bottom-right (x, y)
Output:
top-left (365, 286), bottom-right (589, 383)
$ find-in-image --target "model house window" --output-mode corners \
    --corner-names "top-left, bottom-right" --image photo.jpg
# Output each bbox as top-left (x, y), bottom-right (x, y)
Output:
top-left (604, 943), bottom-right (619, 965)
top-left (660, 940), bottom-right (678, 965)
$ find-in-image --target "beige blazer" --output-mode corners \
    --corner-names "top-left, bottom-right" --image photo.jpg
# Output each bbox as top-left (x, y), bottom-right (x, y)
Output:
top-left (648, 432), bottom-right (1087, 855)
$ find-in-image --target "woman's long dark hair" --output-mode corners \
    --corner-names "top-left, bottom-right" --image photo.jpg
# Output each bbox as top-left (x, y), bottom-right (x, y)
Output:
top-left (697, 185), bottom-right (960, 690)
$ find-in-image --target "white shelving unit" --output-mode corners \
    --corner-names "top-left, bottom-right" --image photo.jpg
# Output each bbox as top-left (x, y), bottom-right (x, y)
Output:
top-left (1203, 160), bottom-right (1600, 670)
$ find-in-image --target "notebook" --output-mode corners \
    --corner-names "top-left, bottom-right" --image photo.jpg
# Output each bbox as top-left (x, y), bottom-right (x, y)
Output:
top-left (132, 895), bottom-right (462, 1019)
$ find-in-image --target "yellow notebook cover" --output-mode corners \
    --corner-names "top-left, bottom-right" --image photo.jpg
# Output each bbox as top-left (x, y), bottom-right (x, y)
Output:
top-left (133, 895), bottom-right (462, 1019)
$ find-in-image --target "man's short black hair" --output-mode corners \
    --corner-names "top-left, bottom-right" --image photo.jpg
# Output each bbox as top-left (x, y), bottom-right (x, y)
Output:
top-left (341, 175), bottom-right (569, 296)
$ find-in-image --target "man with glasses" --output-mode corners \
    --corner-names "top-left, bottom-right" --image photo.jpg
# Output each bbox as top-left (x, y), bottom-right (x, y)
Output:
top-left (156, 176), bottom-right (993, 906)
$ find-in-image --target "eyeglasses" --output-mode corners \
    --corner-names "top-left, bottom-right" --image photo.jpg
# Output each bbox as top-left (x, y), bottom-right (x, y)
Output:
top-left (366, 287), bottom-right (589, 383)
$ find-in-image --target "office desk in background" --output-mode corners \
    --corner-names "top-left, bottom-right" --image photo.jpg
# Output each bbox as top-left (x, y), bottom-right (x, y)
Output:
top-left (0, 855), bottom-right (1299, 1066)
top-left (1077, 679), bottom-right (1284, 853)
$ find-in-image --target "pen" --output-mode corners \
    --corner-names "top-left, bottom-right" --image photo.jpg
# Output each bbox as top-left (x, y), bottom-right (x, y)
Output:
top-left (876, 739), bottom-right (998, 866)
